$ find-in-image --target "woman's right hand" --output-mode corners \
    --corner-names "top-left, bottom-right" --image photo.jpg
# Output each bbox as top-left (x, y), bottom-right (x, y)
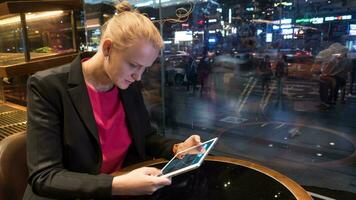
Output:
top-left (111, 167), bottom-right (171, 196)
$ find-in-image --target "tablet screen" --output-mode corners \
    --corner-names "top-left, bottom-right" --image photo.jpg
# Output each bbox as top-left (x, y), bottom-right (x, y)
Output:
top-left (161, 138), bottom-right (218, 177)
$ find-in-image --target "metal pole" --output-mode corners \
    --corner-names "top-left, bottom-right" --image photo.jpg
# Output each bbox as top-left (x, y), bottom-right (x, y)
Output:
top-left (82, 1), bottom-right (89, 51)
top-left (71, 10), bottom-right (79, 52)
top-left (20, 13), bottom-right (30, 62)
top-left (278, 0), bottom-right (282, 52)
top-left (159, 0), bottom-right (166, 135)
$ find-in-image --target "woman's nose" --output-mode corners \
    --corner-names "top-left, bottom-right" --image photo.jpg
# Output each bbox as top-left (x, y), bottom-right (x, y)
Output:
top-left (132, 72), bottom-right (142, 81)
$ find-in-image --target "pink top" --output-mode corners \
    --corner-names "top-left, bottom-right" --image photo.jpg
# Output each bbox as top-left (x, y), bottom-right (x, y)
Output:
top-left (86, 83), bottom-right (132, 174)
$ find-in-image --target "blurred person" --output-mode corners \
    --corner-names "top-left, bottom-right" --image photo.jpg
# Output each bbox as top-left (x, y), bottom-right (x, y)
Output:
top-left (275, 54), bottom-right (288, 101)
top-left (333, 53), bottom-right (352, 103)
top-left (319, 56), bottom-right (338, 109)
top-left (322, 53), bottom-right (351, 104)
top-left (318, 53), bottom-right (350, 109)
top-left (349, 57), bottom-right (356, 95)
top-left (257, 55), bottom-right (273, 94)
top-left (25, 2), bottom-right (201, 199)
top-left (185, 56), bottom-right (197, 93)
top-left (197, 50), bottom-right (214, 97)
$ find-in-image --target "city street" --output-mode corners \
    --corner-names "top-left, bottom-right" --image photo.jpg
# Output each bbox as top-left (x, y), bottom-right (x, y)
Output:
top-left (151, 77), bottom-right (356, 196)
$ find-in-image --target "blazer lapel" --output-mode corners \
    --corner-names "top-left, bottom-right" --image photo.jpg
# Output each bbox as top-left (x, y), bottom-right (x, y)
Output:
top-left (119, 86), bottom-right (145, 158)
top-left (67, 56), bottom-right (99, 143)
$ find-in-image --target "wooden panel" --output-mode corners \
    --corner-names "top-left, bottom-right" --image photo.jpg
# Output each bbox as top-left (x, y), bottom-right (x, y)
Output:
top-left (0, 51), bottom-right (96, 77)
top-left (0, 0), bottom-right (83, 16)
top-left (0, 52), bottom-right (79, 77)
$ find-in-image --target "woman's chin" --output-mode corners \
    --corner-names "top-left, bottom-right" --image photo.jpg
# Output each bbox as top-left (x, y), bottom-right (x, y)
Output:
top-left (118, 81), bottom-right (132, 90)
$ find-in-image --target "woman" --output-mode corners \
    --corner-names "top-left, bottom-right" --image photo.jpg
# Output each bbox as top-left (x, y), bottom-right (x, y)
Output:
top-left (25, 2), bottom-right (200, 199)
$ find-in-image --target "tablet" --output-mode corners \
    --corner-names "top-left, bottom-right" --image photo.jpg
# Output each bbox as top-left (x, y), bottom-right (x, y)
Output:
top-left (160, 137), bottom-right (218, 178)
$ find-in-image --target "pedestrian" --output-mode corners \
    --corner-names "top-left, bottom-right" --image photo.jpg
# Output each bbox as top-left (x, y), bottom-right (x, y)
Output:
top-left (275, 54), bottom-right (288, 100)
top-left (257, 55), bottom-right (273, 94)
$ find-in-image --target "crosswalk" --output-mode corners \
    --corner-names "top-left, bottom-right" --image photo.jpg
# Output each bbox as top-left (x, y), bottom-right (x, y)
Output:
top-left (251, 78), bottom-right (321, 100)
top-left (230, 78), bottom-right (322, 114)
top-left (230, 77), bottom-right (356, 114)
top-left (253, 79), bottom-right (356, 102)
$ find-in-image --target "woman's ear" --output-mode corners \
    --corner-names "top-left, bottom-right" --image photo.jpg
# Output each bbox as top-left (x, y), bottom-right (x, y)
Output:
top-left (101, 39), bottom-right (113, 57)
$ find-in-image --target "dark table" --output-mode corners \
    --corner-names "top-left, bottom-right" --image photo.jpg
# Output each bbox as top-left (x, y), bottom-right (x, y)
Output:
top-left (112, 156), bottom-right (312, 200)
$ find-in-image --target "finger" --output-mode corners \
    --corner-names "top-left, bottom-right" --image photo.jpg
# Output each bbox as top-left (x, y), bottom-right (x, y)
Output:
top-left (142, 167), bottom-right (161, 176)
top-left (189, 135), bottom-right (200, 146)
top-left (150, 169), bottom-right (163, 176)
top-left (177, 154), bottom-right (185, 159)
top-left (192, 135), bottom-right (201, 144)
top-left (154, 177), bottom-right (172, 186)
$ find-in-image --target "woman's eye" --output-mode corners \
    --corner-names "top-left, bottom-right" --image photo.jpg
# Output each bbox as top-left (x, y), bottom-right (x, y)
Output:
top-left (129, 63), bottom-right (138, 68)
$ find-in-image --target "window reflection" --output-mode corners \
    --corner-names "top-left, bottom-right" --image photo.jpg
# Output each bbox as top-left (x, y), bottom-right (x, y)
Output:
top-left (0, 15), bottom-right (24, 66)
top-left (27, 10), bottom-right (75, 59)
top-left (83, 0), bottom-right (356, 196)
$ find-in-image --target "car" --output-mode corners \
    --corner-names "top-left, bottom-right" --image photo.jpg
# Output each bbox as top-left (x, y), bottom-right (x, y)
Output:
top-left (280, 49), bottom-right (313, 63)
top-left (156, 52), bottom-right (191, 86)
top-left (270, 55), bottom-right (320, 79)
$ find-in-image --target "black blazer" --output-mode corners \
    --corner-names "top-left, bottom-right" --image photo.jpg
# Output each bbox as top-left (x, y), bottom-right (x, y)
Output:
top-left (24, 55), bottom-right (180, 199)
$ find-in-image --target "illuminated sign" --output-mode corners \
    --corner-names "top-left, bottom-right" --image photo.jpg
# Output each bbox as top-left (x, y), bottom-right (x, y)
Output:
top-left (350, 24), bottom-right (356, 36)
top-left (135, 1), bottom-right (153, 7)
top-left (273, 25), bottom-right (280, 30)
top-left (325, 15), bottom-right (352, 21)
top-left (281, 24), bottom-right (292, 29)
top-left (350, 30), bottom-right (356, 36)
top-left (208, 38), bottom-right (216, 43)
top-left (297, 15), bottom-right (352, 24)
top-left (266, 33), bottom-right (272, 42)
top-left (284, 35), bottom-right (293, 39)
top-left (208, 19), bottom-right (217, 23)
top-left (274, 18), bottom-right (292, 24)
top-left (134, 0), bottom-right (171, 7)
top-left (197, 20), bottom-right (204, 25)
top-left (282, 28), bottom-right (293, 35)
top-left (342, 15), bottom-right (352, 20)
top-left (174, 31), bottom-right (192, 43)
top-left (310, 17), bottom-right (323, 24)
top-left (155, 0), bottom-right (171, 2)
top-left (228, 9), bottom-right (232, 24)
top-left (274, 2), bottom-right (293, 7)
top-left (296, 18), bottom-right (310, 23)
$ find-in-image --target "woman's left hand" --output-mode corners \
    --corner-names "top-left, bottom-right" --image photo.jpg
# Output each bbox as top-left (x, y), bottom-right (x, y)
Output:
top-left (173, 135), bottom-right (202, 158)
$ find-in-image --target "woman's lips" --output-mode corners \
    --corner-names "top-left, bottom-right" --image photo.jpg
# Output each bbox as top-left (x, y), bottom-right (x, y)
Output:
top-left (125, 80), bottom-right (133, 84)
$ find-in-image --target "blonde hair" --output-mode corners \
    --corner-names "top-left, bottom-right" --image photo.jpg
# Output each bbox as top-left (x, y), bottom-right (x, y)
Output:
top-left (101, 1), bottom-right (163, 50)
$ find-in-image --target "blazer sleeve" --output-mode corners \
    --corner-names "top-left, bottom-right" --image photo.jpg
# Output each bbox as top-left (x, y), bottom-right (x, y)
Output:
top-left (26, 74), bottom-right (113, 199)
top-left (146, 133), bottom-right (181, 159)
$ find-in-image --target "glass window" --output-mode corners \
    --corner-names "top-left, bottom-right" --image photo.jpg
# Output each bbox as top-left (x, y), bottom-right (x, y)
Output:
top-left (85, 18), bottom-right (101, 52)
top-left (26, 10), bottom-right (75, 59)
top-left (138, 0), bottom-right (356, 197)
top-left (0, 14), bottom-right (25, 66)
top-left (84, 0), bottom-right (356, 198)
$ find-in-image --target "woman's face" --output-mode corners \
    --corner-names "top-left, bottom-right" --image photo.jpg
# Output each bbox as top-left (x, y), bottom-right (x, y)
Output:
top-left (104, 40), bottom-right (159, 90)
